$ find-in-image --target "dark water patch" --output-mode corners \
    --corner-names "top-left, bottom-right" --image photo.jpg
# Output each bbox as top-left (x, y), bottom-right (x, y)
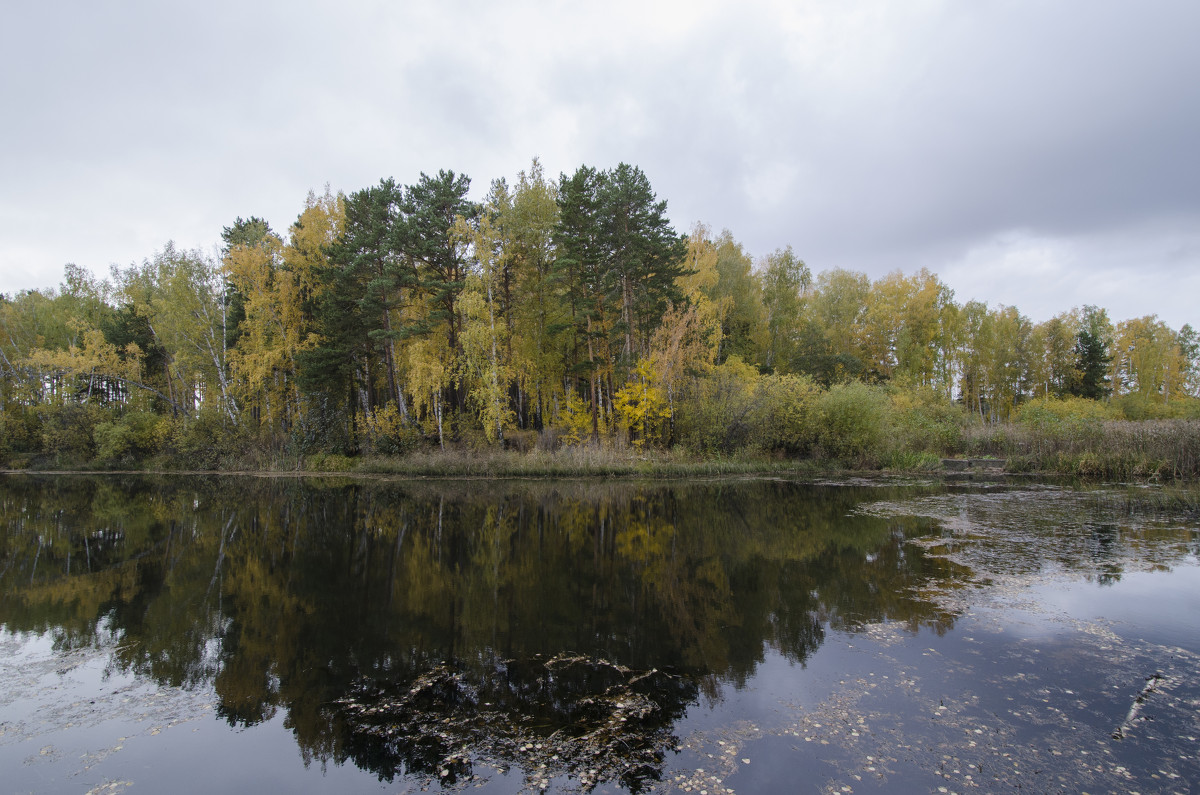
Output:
top-left (0, 475), bottom-right (951, 792)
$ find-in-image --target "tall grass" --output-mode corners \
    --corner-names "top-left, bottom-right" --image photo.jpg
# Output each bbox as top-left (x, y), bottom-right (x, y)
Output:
top-left (964, 419), bottom-right (1200, 480)
top-left (353, 446), bottom-right (823, 479)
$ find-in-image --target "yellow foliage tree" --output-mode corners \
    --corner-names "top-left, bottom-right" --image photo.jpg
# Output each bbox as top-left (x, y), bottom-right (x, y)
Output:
top-left (407, 336), bottom-right (454, 449)
top-left (558, 390), bottom-right (596, 446)
top-left (455, 207), bottom-right (513, 444)
top-left (613, 359), bottom-right (671, 449)
top-left (25, 325), bottom-right (150, 408)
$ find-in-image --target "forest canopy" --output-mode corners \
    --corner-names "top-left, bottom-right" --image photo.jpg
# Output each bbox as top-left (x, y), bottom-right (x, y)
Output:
top-left (2, 159), bottom-right (1198, 470)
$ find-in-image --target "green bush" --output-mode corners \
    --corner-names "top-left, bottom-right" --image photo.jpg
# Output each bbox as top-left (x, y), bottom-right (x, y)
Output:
top-left (290, 398), bottom-right (358, 456)
top-left (93, 410), bottom-right (166, 464)
top-left (815, 381), bottom-right (891, 463)
top-left (1017, 397), bottom-right (1111, 428)
top-left (751, 374), bottom-right (822, 457)
top-left (1113, 394), bottom-right (1200, 421)
top-left (1015, 397), bottom-right (1108, 458)
top-left (0, 407), bottom-right (41, 464)
top-left (37, 403), bottom-right (103, 465)
top-left (879, 449), bottom-right (943, 471)
top-left (674, 357), bottom-right (761, 455)
top-left (164, 408), bottom-right (244, 469)
top-left (305, 452), bottom-right (356, 472)
top-left (890, 388), bottom-right (966, 455)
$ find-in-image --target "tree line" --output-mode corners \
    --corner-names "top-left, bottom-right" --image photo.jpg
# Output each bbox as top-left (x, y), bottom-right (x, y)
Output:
top-left (1, 158), bottom-right (1198, 466)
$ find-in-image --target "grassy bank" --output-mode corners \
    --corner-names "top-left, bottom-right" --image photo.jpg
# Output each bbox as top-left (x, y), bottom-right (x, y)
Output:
top-left (314, 447), bottom-right (827, 479)
top-left (5, 394), bottom-right (1199, 481)
top-left (960, 418), bottom-right (1200, 480)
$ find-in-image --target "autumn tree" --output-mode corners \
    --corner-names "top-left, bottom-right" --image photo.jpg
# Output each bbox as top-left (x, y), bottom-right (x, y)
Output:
top-left (708, 231), bottom-right (762, 365)
top-left (501, 159), bottom-right (563, 429)
top-left (455, 183), bottom-right (515, 442)
top-left (114, 243), bottom-right (239, 420)
top-left (1029, 311), bottom-right (1079, 399)
top-left (793, 269), bottom-right (869, 384)
top-left (759, 246), bottom-right (810, 373)
top-left (1111, 315), bottom-right (1188, 404)
top-left (220, 216), bottom-right (273, 350)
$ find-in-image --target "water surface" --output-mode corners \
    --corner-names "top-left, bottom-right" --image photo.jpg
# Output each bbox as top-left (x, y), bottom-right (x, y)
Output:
top-left (0, 474), bottom-right (1196, 793)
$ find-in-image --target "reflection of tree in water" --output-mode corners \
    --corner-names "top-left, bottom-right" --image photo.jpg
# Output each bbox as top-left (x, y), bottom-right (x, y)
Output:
top-left (0, 475), bottom-right (969, 788)
top-left (1086, 522), bottom-right (1124, 585)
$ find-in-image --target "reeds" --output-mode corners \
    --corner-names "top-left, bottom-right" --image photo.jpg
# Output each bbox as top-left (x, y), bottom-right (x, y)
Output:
top-left (351, 446), bottom-right (821, 479)
top-left (963, 419), bottom-right (1200, 480)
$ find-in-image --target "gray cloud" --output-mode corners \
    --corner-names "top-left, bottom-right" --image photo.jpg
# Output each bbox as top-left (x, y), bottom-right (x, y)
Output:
top-left (2, 0), bottom-right (1196, 328)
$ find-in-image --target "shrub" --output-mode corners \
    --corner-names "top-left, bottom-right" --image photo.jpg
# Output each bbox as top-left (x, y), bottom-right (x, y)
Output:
top-left (815, 381), bottom-right (891, 463)
top-left (613, 360), bottom-right (670, 449)
top-left (37, 403), bottom-right (103, 465)
top-left (93, 410), bottom-right (168, 464)
top-left (291, 397), bottom-right (358, 456)
top-left (557, 391), bottom-right (597, 446)
top-left (361, 404), bottom-right (421, 456)
top-left (1014, 397), bottom-right (1112, 460)
top-left (890, 388), bottom-right (966, 455)
top-left (306, 452), bottom-right (355, 472)
top-left (1017, 397), bottom-right (1111, 428)
top-left (0, 407), bottom-right (40, 464)
top-left (674, 357), bottom-right (761, 454)
top-left (879, 449), bottom-right (943, 471)
top-left (503, 428), bottom-right (537, 453)
top-left (1113, 393), bottom-right (1200, 421)
top-left (164, 408), bottom-right (242, 469)
top-left (1075, 451), bottom-right (1103, 477)
top-left (751, 374), bottom-right (822, 457)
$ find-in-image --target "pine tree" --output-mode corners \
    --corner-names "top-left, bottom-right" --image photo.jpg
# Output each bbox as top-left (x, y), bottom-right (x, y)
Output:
top-left (596, 163), bottom-right (686, 364)
top-left (1070, 305), bottom-right (1112, 400)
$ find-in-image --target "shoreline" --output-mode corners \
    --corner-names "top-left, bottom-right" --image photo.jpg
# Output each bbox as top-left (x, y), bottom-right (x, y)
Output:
top-left (0, 458), bottom-right (1050, 483)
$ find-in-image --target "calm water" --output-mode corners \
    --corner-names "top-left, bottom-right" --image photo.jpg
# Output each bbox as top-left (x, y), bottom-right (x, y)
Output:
top-left (1, 474), bottom-right (1197, 794)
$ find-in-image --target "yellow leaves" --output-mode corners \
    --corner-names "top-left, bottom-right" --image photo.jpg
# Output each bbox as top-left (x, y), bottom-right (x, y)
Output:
top-left (407, 336), bottom-right (453, 435)
top-left (613, 359), bottom-right (671, 449)
top-left (649, 302), bottom-right (716, 387)
top-left (361, 404), bottom-right (421, 454)
top-left (1113, 315), bottom-right (1188, 401)
top-left (223, 187), bottom-right (345, 426)
top-left (678, 222), bottom-right (720, 305)
top-left (859, 268), bottom-right (954, 387)
top-left (24, 326), bottom-right (144, 405)
top-left (284, 186), bottom-right (345, 294)
top-left (559, 391), bottom-right (595, 446)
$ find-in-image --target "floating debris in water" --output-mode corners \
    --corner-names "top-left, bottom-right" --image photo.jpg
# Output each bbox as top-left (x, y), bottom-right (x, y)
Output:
top-left (332, 652), bottom-right (694, 791)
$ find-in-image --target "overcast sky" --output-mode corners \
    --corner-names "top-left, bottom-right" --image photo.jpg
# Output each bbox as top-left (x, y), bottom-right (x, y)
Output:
top-left (3, 0), bottom-right (1198, 328)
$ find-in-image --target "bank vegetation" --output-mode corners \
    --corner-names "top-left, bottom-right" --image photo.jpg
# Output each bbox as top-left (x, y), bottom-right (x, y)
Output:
top-left (2, 160), bottom-right (1198, 480)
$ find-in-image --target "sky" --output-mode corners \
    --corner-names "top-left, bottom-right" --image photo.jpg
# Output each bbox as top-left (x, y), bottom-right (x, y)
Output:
top-left (2, 0), bottom-right (1198, 328)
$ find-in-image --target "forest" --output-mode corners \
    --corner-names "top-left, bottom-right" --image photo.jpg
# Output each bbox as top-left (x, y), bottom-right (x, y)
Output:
top-left (1, 159), bottom-right (1198, 476)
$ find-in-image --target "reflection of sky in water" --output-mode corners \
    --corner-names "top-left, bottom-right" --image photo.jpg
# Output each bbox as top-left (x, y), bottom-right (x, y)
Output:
top-left (0, 631), bottom-right (384, 794)
top-left (1029, 563), bottom-right (1200, 651)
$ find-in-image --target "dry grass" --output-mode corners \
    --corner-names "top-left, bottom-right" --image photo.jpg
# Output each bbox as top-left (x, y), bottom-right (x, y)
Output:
top-left (964, 419), bottom-right (1200, 480)
top-left (353, 446), bottom-right (821, 479)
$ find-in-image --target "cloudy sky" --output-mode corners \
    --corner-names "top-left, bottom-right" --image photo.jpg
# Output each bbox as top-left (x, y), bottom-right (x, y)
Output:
top-left (3, 0), bottom-right (1198, 328)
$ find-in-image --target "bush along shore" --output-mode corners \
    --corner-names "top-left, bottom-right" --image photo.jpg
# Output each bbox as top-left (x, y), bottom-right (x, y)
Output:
top-left (4, 387), bottom-right (1199, 482)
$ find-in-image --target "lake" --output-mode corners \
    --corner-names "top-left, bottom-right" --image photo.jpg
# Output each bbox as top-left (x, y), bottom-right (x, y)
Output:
top-left (1, 474), bottom-right (1197, 794)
